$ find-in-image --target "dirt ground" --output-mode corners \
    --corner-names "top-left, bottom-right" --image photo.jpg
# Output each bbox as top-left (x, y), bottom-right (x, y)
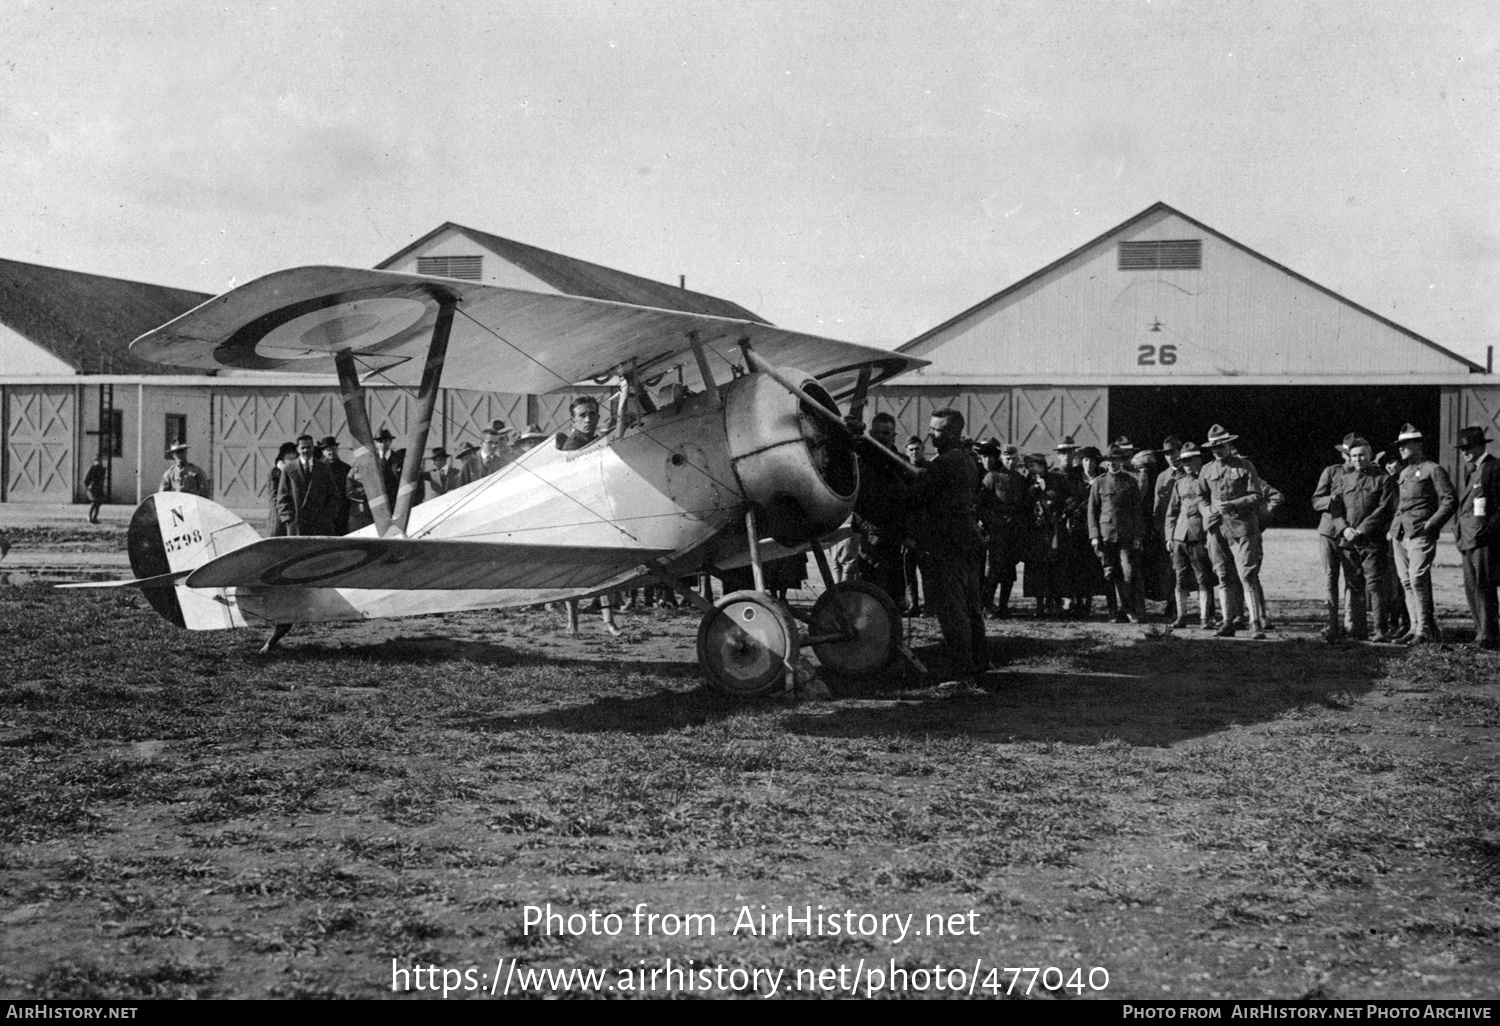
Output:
top-left (0, 510), bottom-right (1496, 1001)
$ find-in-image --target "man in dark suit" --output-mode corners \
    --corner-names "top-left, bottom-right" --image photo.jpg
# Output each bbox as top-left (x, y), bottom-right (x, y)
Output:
top-left (275, 434), bottom-right (338, 535)
top-left (1454, 425), bottom-right (1500, 650)
top-left (317, 435), bottom-right (352, 533)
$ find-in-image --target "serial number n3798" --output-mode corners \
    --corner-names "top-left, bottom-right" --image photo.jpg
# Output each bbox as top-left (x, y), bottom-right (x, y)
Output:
top-left (164, 530), bottom-right (203, 553)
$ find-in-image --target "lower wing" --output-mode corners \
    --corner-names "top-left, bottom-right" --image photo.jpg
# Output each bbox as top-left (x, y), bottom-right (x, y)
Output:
top-left (185, 537), bottom-right (675, 591)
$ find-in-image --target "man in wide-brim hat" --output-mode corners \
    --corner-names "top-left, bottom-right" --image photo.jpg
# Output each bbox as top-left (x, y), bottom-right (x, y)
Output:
top-left (977, 440), bottom-right (1029, 618)
top-left (1454, 425), bottom-right (1499, 648)
top-left (1088, 441), bottom-right (1146, 622)
top-left (1390, 423), bottom-right (1457, 644)
top-left (160, 441), bottom-right (211, 499)
top-left (1163, 441), bottom-right (1219, 630)
top-left (1197, 424), bottom-right (1283, 639)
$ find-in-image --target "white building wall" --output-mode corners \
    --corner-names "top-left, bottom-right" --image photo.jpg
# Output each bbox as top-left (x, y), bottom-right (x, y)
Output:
top-left (905, 209), bottom-right (1471, 385)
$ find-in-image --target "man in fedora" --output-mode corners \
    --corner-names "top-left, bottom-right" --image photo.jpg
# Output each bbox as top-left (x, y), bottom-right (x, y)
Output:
top-left (1164, 442), bottom-right (1219, 629)
top-left (1312, 433), bottom-right (1358, 640)
top-left (426, 447), bottom-right (462, 498)
top-left (1198, 424), bottom-right (1282, 638)
top-left (372, 427), bottom-right (403, 515)
top-left (1089, 441), bottom-right (1145, 622)
top-left (1391, 424), bottom-right (1456, 644)
top-left (1454, 425), bottom-right (1499, 649)
top-left (160, 441), bottom-right (211, 498)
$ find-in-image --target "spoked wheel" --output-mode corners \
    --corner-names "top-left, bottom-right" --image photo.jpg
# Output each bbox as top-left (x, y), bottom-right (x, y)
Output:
top-left (808, 581), bottom-right (901, 685)
top-left (697, 590), bottom-right (800, 698)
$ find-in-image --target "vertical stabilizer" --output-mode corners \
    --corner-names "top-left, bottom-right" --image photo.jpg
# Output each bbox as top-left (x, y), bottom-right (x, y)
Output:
top-left (129, 494), bottom-right (260, 629)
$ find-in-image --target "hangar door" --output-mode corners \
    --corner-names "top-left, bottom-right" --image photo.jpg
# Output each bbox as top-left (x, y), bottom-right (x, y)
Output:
top-left (4, 385), bottom-right (74, 503)
top-left (867, 386), bottom-right (1107, 453)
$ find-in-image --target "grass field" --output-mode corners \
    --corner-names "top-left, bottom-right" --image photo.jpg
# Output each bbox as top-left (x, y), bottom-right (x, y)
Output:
top-left (0, 525), bottom-right (1497, 1000)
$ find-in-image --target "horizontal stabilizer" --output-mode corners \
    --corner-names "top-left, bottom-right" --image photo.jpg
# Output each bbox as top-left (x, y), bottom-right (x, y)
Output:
top-left (56, 570), bottom-right (193, 590)
top-left (187, 536), bottom-right (675, 591)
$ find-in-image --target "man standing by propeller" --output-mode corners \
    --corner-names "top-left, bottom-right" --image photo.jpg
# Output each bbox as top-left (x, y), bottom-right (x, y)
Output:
top-left (906, 408), bottom-right (987, 691)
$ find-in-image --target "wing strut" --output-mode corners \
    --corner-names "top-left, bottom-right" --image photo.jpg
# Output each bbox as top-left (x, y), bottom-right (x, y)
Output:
top-left (390, 290), bottom-right (458, 531)
top-left (335, 348), bottom-right (394, 536)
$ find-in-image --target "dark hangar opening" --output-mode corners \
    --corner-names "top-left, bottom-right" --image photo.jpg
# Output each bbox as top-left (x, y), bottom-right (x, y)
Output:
top-left (1108, 384), bottom-right (1442, 528)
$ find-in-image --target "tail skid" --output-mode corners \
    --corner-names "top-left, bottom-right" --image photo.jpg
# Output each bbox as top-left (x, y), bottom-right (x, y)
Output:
top-left (123, 493), bottom-right (261, 629)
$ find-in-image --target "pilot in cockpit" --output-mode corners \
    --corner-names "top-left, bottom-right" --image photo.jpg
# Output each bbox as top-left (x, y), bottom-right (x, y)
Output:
top-left (557, 396), bottom-right (601, 451)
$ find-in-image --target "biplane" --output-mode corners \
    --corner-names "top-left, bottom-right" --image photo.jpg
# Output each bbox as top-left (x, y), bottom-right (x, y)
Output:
top-left (64, 266), bottom-right (927, 697)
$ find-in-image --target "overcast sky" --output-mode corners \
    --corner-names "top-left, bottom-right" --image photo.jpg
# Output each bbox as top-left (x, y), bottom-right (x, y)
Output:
top-left (3, 0), bottom-right (1497, 365)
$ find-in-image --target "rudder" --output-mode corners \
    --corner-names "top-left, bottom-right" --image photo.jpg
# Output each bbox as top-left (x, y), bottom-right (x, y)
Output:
top-left (129, 493), bottom-right (260, 629)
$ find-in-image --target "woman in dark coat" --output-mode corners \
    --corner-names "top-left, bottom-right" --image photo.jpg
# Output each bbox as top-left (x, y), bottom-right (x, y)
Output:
top-left (265, 442), bottom-right (298, 537)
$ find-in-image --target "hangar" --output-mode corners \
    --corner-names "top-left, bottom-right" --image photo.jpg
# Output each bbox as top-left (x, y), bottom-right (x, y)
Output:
top-left (0, 227), bottom-right (761, 509)
top-left (870, 203), bottom-right (1499, 526)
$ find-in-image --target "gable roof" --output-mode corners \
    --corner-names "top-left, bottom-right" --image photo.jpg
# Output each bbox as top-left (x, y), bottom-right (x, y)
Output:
top-left (898, 202), bottom-right (1484, 373)
top-left (376, 222), bottom-right (768, 323)
top-left (0, 258), bottom-right (212, 374)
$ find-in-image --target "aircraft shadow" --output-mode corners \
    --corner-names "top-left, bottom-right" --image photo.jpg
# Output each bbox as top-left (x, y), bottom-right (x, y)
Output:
top-left (795, 631), bottom-right (1406, 747)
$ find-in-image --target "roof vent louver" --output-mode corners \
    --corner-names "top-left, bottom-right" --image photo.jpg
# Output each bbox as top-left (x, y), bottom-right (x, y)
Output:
top-left (1119, 240), bottom-right (1201, 271)
top-left (417, 255), bottom-right (484, 280)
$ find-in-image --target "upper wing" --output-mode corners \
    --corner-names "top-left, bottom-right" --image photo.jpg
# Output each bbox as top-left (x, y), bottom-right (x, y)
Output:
top-left (185, 536), bottom-right (676, 591)
top-left (130, 266), bottom-right (925, 396)
top-left (186, 534), bottom-right (675, 588)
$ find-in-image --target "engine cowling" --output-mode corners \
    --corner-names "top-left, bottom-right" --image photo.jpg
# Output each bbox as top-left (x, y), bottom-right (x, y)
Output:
top-left (723, 369), bottom-right (858, 546)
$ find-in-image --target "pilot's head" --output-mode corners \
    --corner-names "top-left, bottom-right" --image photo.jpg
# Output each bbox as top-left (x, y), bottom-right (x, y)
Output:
top-left (571, 396), bottom-right (600, 437)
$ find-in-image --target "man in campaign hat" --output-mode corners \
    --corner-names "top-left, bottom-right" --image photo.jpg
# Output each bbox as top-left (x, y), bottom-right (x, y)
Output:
top-left (160, 442), bottom-right (211, 498)
top-left (1152, 436), bottom-right (1186, 623)
top-left (1198, 424), bottom-right (1283, 638)
top-left (1164, 442), bottom-right (1219, 629)
top-left (1391, 424), bottom-right (1456, 644)
top-left (1454, 425), bottom-right (1499, 648)
top-left (1089, 442), bottom-right (1145, 622)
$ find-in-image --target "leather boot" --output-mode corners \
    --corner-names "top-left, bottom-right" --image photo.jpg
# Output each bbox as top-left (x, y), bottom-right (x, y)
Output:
top-left (1198, 589), bottom-right (1215, 630)
top-left (1346, 589), bottom-right (1368, 641)
top-left (1172, 588), bottom-right (1191, 628)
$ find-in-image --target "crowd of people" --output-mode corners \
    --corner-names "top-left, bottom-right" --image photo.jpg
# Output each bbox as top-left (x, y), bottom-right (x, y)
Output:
top-left (840, 411), bottom-right (1500, 689)
top-left (140, 398), bottom-right (1498, 673)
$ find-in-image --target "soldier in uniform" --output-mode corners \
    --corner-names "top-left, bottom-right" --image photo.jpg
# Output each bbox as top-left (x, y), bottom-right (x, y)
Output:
top-left (1164, 443), bottom-right (1218, 629)
top-left (906, 408), bottom-right (987, 689)
top-left (160, 442), bottom-right (211, 498)
top-left (1089, 442), bottom-right (1146, 622)
top-left (1330, 438), bottom-right (1397, 640)
top-left (1069, 443), bottom-right (1109, 618)
top-left (850, 412), bottom-right (910, 609)
top-left (83, 455), bottom-right (108, 524)
top-left (1198, 424), bottom-right (1283, 639)
top-left (977, 441), bottom-right (1031, 618)
top-left (1375, 448), bottom-right (1412, 639)
top-left (1150, 438), bottom-right (1184, 621)
top-left (1390, 424), bottom-right (1457, 644)
top-left (1312, 434), bottom-right (1356, 640)
top-left (1454, 425), bottom-right (1500, 649)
